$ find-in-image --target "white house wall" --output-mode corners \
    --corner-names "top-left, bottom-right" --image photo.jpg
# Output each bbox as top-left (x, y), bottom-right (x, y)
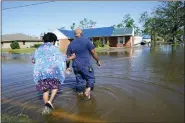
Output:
top-left (143, 39), bottom-right (151, 43)
top-left (134, 36), bottom-right (143, 45)
top-left (53, 29), bottom-right (68, 47)
top-left (53, 29), bottom-right (68, 40)
top-left (1, 43), bottom-right (11, 49)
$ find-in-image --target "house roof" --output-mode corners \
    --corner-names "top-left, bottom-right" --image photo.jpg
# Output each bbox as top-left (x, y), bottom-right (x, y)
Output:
top-left (143, 35), bottom-right (151, 39)
top-left (58, 26), bottom-right (115, 39)
top-left (112, 28), bottom-right (133, 36)
top-left (2, 33), bottom-right (41, 42)
top-left (57, 26), bottom-right (134, 39)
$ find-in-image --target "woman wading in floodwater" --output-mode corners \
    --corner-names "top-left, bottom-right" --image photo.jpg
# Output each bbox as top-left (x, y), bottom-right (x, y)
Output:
top-left (31, 32), bottom-right (75, 114)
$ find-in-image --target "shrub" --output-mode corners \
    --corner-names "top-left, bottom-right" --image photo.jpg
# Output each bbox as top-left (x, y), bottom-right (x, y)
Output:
top-left (93, 40), bottom-right (103, 47)
top-left (10, 41), bottom-right (20, 49)
top-left (33, 44), bottom-right (42, 48)
top-left (104, 44), bottom-right (110, 48)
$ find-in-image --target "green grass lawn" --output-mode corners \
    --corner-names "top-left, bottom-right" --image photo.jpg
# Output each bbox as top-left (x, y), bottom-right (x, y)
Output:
top-left (95, 47), bottom-right (109, 52)
top-left (1, 48), bottom-right (36, 54)
top-left (1, 47), bottom-right (109, 54)
top-left (1, 48), bottom-right (10, 52)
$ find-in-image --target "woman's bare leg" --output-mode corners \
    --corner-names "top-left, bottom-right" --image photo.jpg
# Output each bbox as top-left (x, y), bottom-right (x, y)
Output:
top-left (43, 91), bottom-right (49, 104)
top-left (49, 89), bottom-right (58, 104)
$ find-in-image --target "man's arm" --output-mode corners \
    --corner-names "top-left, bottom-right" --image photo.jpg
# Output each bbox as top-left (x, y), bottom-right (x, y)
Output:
top-left (90, 49), bottom-right (99, 62)
top-left (87, 39), bottom-right (101, 66)
top-left (90, 49), bottom-right (101, 66)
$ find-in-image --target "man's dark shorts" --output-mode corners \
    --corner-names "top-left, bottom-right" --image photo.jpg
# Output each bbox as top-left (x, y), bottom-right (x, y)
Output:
top-left (73, 65), bottom-right (95, 93)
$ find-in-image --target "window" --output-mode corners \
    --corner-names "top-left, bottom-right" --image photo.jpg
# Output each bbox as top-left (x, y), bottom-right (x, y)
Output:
top-left (120, 38), bottom-right (123, 43)
top-left (105, 37), bottom-right (108, 44)
top-left (23, 41), bottom-right (25, 45)
top-left (102, 37), bottom-right (106, 45)
top-left (118, 37), bottom-right (125, 44)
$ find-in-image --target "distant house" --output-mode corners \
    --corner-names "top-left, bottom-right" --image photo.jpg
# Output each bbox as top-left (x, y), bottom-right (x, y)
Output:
top-left (53, 26), bottom-right (135, 51)
top-left (111, 27), bottom-right (134, 47)
top-left (142, 35), bottom-right (151, 43)
top-left (1, 33), bottom-right (42, 49)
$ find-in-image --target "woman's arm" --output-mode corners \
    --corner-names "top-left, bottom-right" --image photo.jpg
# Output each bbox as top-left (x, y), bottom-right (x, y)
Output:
top-left (65, 53), bottom-right (75, 73)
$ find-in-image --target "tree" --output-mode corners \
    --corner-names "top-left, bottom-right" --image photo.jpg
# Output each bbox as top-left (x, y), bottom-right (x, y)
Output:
top-left (115, 14), bottom-right (141, 35)
top-left (139, 11), bottom-right (163, 42)
top-left (124, 14), bottom-right (135, 28)
top-left (134, 26), bottom-right (142, 36)
top-left (115, 14), bottom-right (134, 28)
top-left (70, 23), bottom-right (76, 30)
top-left (139, 11), bottom-right (153, 35)
top-left (10, 41), bottom-right (20, 49)
top-left (89, 20), bottom-right (96, 28)
top-left (139, 11), bottom-right (149, 25)
top-left (79, 18), bottom-right (96, 29)
top-left (153, 1), bottom-right (184, 42)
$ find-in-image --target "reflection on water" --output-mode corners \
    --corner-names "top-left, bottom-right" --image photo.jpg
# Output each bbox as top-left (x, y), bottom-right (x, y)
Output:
top-left (97, 48), bottom-right (135, 57)
top-left (1, 45), bottom-right (184, 122)
top-left (1, 53), bottom-right (32, 64)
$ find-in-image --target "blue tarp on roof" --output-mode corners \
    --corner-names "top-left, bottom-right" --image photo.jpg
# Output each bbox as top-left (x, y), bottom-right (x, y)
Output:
top-left (143, 35), bottom-right (151, 39)
top-left (59, 26), bottom-right (114, 39)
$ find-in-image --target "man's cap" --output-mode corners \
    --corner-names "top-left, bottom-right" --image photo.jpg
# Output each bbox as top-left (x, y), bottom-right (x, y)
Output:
top-left (74, 27), bottom-right (82, 37)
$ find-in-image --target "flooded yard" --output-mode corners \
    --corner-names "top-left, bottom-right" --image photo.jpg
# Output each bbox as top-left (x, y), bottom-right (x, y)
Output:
top-left (1, 45), bottom-right (184, 122)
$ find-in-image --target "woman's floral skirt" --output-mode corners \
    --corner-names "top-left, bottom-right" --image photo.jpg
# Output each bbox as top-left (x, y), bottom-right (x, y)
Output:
top-left (36, 78), bottom-right (61, 92)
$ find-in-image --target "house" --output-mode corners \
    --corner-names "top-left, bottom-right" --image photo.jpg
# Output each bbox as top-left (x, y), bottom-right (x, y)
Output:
top-left (1, 33), bottom-right (42, 49)
top-left (111, 27), bottom-right (134, 47)
top-left (53, 29), bottom-right (69, 51)
top-left (142, 35), bottom-right (151, 43)
top-left (53, 26), bottom-right (135, 51)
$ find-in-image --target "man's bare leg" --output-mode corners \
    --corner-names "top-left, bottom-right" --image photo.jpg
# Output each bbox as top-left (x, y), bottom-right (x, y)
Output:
top-left (84, 87), bottom-right (91, 100)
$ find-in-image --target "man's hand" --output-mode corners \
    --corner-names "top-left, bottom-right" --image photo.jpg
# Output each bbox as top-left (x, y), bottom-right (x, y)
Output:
top-left (96, 60), bottom-right (101, 66)
top-left (71, 53), bottom-right (76, 59)
top-left (66, 68), bottom-right (72, 75)
top-left (66, 68), bottom-right (71, 71)
top-left (67, 53), bottom-right (76, 61)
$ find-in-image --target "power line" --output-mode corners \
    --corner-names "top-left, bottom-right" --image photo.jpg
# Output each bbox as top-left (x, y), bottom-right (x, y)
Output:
top-left (2, 1), bottom-right (55, 11)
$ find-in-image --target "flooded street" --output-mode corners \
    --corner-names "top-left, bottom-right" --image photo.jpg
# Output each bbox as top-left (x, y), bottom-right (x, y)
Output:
top-left (1, 45), bottom-right (184, 122)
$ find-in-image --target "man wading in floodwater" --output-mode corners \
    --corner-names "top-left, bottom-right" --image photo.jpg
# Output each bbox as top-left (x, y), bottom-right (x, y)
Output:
top-left (66, 27), bottom-right (101, 100)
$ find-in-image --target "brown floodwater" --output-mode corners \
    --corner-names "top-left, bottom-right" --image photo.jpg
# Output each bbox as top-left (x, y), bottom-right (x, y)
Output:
top-left (1, 45), bottom-right (184, 122)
